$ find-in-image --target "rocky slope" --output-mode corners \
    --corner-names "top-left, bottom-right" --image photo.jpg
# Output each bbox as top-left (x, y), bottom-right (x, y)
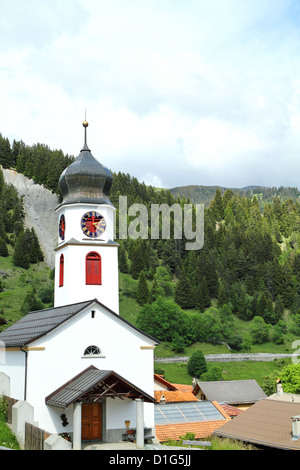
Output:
top-left (3, 169), bottom-right (59, 268)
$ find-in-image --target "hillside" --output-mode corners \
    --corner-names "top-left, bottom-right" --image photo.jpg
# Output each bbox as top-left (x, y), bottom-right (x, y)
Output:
top-left (170, 184), bottom-right (300, 207)
top-left (3, 169), bottom-right (58, 268)
top-left (1, 133), bottom-right (300, 390)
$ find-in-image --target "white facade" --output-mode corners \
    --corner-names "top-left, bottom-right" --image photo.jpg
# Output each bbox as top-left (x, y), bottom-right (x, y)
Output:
top-left (2, 301), bottom-right (156, 437)
top-left (56, 202), bottom-right (116, 245)
top-left (54, 202), bottom-right (119, 312)
top-left (54, 242), bottom-right (119, 313)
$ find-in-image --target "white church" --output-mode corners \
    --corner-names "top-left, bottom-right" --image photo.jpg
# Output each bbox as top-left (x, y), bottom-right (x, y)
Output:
top-left (0, 121), bottom-right (159, 449)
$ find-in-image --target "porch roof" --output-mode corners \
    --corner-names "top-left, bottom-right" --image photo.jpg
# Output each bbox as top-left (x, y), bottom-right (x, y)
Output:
top-left (45, 365), bottom-right (156, 408)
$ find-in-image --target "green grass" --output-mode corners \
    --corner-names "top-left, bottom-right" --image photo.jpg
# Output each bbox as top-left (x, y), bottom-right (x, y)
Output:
top-left (155, 358), bottom-right (290, 388)
top-left (0, 419), bottom-right (20, 450)
top-left (0, 253), bottom-right (53, 327)
top-left (219, 359), bottom-right (290, 386)
top-left (209, 437), bottom-right (256, 450)
top-left (118, 271), bottom-right (299, 388)
top-left (164, 435), bottom-right (256, 450)
top-left (0, 255), bottom-right (297, 391)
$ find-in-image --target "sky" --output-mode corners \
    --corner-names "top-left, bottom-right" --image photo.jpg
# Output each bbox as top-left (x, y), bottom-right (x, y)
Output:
top-left (1, 0), bottom-right (300, 190)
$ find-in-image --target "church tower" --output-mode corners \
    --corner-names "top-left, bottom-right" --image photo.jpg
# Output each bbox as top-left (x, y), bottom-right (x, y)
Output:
top-left (54, 121), bottom-right (119, 313)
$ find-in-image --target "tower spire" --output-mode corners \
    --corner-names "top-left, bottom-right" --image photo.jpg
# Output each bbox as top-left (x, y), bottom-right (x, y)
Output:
top-left (81, 110), bottom-right (90, 152)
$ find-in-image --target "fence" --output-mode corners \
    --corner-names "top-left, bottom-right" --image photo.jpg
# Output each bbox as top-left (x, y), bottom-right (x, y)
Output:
top-left (2, 396), bottom-right (54, 450)
top-left (25, 422), bottom-right (50, 451)
top-left (1, 373), bottom-right (71, 450)
top-left (3, 395), bottom-right (17, 424)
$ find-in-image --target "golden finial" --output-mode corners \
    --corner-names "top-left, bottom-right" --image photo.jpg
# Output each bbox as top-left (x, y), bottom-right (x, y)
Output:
top-left (81, 109), bottom-right (90, 151)
top-left (83, 108), bottom-right (88, 127)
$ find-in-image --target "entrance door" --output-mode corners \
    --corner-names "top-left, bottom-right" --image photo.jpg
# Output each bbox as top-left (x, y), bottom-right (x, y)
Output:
top-left (82, 403), bottom-right (102, 440)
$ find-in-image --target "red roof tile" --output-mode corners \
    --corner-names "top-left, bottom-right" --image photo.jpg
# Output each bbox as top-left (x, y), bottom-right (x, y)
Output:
top-left (154, 390), bottom-right (199, 403)
top-left (154, 374), bottom-right (177, 391)
top-left (155, 419), bottom-right (230, 442)
top-left (172, 383), bottom-right (194, 392)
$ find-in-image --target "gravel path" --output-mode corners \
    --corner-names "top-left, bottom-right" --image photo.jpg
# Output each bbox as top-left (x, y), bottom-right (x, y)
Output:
top-left (155, 353), bottom-right (295, 363)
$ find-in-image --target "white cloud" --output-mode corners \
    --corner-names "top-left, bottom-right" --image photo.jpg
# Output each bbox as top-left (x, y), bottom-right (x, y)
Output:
top-left (1, 0), bottom-right (300, 189)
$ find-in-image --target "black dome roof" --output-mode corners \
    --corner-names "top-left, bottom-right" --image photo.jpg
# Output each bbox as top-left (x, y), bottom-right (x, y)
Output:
top-left (59, 122), bottom-right (113, 206)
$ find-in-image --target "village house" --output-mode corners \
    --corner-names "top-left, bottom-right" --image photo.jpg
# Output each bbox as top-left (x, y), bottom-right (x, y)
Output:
top-left (193, 379), bottom-right (267, 411)
top-left (213, 398), bottom-right (300, 450)
top-left (153, 373), bottom-right (231, 442)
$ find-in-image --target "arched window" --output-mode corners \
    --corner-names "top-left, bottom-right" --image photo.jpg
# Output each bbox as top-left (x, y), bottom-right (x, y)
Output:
top-left (84, 345), bottom-right (101, 356)
top-left (86, 252), bottom-right (101, 285)
top-left (59, 254), bottom-right (64, 287)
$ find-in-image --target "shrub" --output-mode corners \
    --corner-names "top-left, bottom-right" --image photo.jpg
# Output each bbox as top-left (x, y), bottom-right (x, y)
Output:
top-left (0, 396), bottom-right (8, 421)
top-left (187, 350), bottom-right (207, 378)
top-left (200, 366), bottom-right (223, 381)
top-left (250, 316), bottom-right (269, 344)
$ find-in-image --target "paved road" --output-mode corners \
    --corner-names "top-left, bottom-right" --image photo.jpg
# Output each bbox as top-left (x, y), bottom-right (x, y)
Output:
top-left (155, 353), bottom-right (296, 363)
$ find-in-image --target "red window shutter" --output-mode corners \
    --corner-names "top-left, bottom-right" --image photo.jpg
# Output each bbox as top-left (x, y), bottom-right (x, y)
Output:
top-left (86, 252), bottom-right (101, 285)
top-left (59, 254), bottom-right (64, 287)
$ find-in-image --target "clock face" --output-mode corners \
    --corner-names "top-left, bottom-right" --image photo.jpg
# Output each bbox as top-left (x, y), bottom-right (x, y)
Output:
top-left (59, 214), bottom-right (65, 240)
top-left (81, 211), bottom-right (106, 238)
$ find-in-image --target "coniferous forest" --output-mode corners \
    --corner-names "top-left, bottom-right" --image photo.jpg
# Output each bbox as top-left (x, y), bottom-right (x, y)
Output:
top-left (1, 132), bottom-right (300, 357)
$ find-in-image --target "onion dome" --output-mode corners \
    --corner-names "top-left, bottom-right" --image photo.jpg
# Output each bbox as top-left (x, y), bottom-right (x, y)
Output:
top-left (59, 121), bottom-right (113, 206)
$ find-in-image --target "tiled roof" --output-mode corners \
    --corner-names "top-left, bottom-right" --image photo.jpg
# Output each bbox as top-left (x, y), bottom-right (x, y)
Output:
top-left (213, 398), bottom-right (300, 450)
top-left (154, 400), bottom-right (230, 442)
top-left (154, 374), bottom-right (177, 391)
top-left (155, 420), bottom-right (229, 442)
top-left (154, 390), bottom-right (198, 403)
top-left (0, 300), bottom-right (93, 347)
top-left (0, 299), bottom-right (159, 347)
top-left (172, 383), bottom-right (194, 392)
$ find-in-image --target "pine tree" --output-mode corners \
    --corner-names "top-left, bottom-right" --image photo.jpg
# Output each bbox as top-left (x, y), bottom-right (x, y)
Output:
top-left (13, 232), bottom-right (30, 269)
top-left (129, 241), bottom-right (145, 279)
top-left (175, 268), bottom-right (194, 309)
top-left (194, 277), bottom-right (211, 312)
top-left (0, 134), bottom-right (12, 168)
top-left (210, 188), bottom-right (224, 221)
top-left (257, 291), bottom-right (267, 318)
top-left (262, 294), bottom-right (276, 324)
top-left (0, 167), bottom-right (4, 194)
top-left (118, 243), bottom-right (129, 273)
top-left (150, 277), bottom-right (160, 301)
top-left (29, 228), bottom-right (44, 263)
top-left (217, 281), bottom-right (228, 307)
top-left (136, 271), bottom-right (149, 305)
top-left (0, 238), bottom-right (8, 257)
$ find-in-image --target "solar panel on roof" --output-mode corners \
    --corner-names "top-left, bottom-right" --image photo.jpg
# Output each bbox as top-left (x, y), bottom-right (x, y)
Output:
top-left (155, 401), bottom-right (225, 424)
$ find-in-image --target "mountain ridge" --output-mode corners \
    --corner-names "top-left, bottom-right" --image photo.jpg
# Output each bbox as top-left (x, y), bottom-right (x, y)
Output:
top-left (169, 183), bottom-right (300, 206)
